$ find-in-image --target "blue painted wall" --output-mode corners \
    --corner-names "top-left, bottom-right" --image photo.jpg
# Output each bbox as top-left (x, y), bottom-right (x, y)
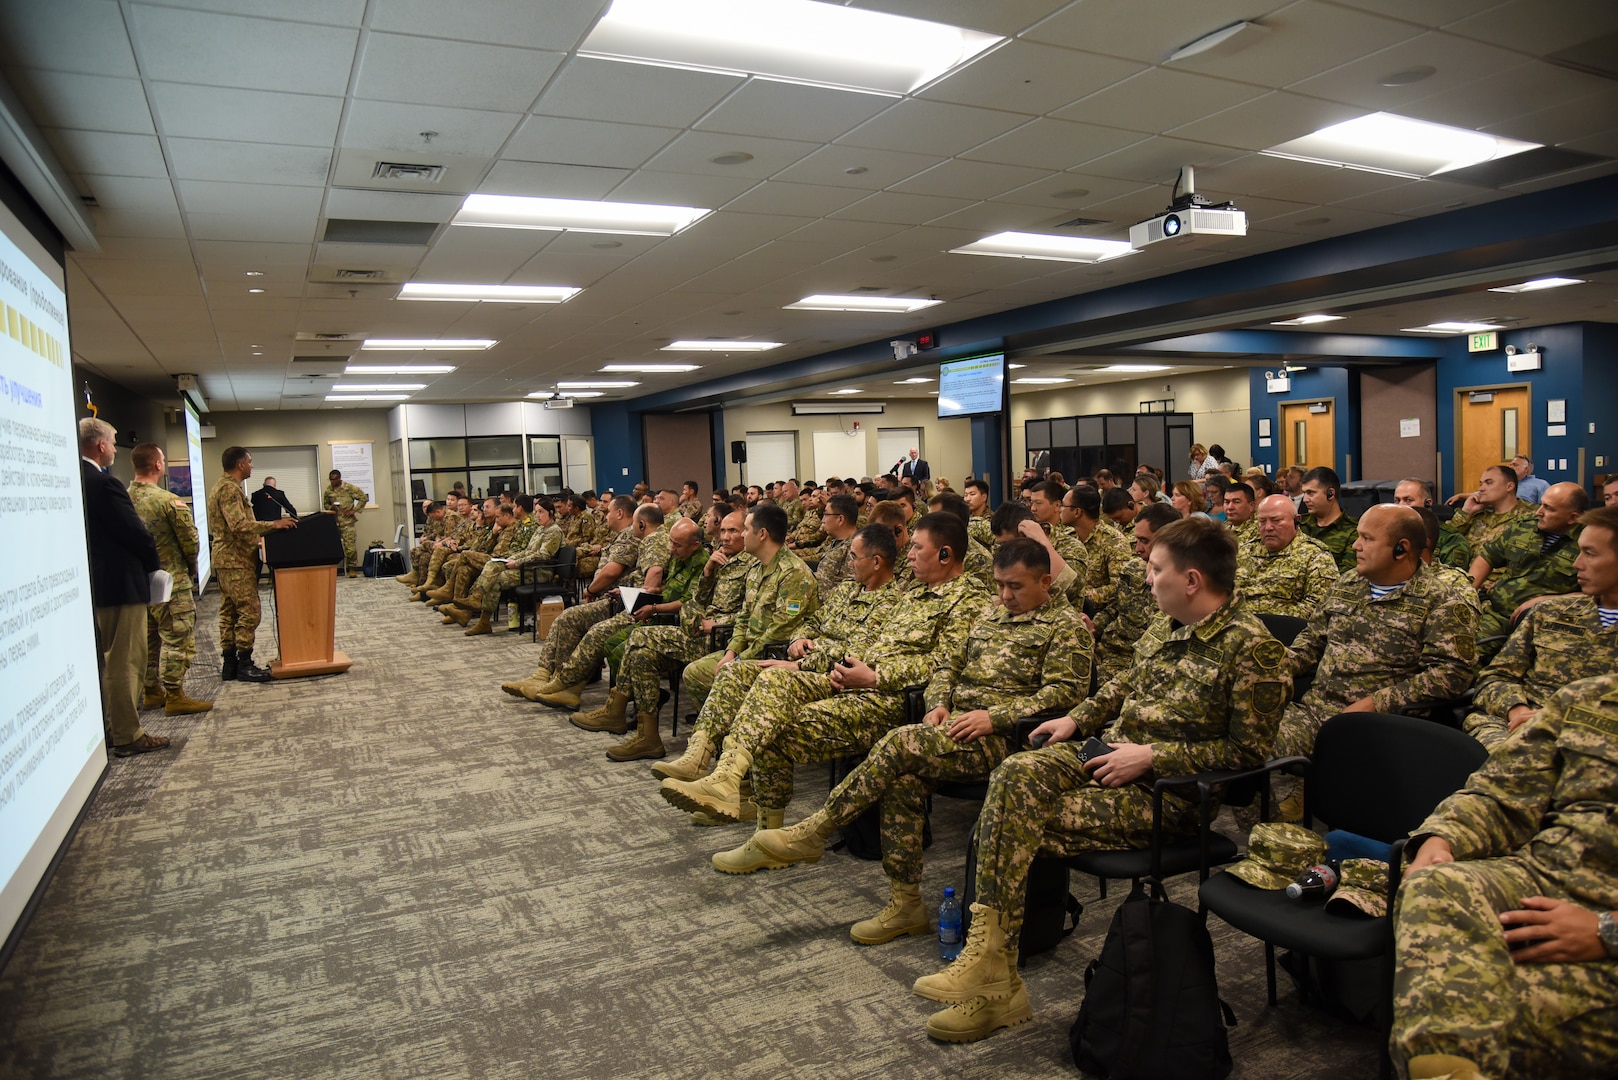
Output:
top-left (1247, 365), bottom-right (1356, 480)
top-left (590, 402), bottom-right (643, 493)
top-left (1581, 323), bottom-right (1618, 488)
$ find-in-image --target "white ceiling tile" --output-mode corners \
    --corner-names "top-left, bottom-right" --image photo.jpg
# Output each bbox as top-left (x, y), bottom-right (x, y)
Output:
top-left (323, 188), bottom-right (461, 223)
top-left (14, 72), bottom-right (152, 134)
top-left (149, 82), bottom-right (343, 146)
top-left (1406, 59), bottom-right (1616, 131)
top-left (193, 240), bottom-right (314, 275)
top-left (5, 0), bottom-right (138, 77)
top-left (695, 80), bottom-right (892, 143)
top-left (342, 99), bottom-right (522, 158)
top-left (773, 144), bottom-right (943, 190)
top-left (1259, 204), bottom-right (1408, 234)
top-left (1446, 0), bottom-right (1618, 55)
top-left (720, 181), bottom-right (869, 218)
top-left (414, 227), bottom-right (554, 282)
top-left (837, 99), bottom-right (1028, 156)
top-left (133, 0), bottom-right (365, 25)
top-left (1167, 92), bottom-right (1361, 151)
top-left (1026, 0), bottom-right (1291, 64)
top-left (926, 200), bottom-right (1106, 234)
top-left (83, 202), bottom-right (185, 240)
top-left (920, 42), bottom-right (1147, 115)
top-left (536, 57), bottom-right (742, 127)
top-left (354, 34), bottom-right (562, 113)
top-left (890, 159), bottom-right (1051, 201)
top-left (1054, 68), bottom-right (1268, 134)
top-left (479, 160), bottom-right (631, 199)
top-left (187, 210), bottom-right (319, 243)
top-left (368, 0), bottom-right (605, 51)
top-left (313, 242), bottom-right (428, 270)
top-left (1482, 90), bottom-right (1618, 146)
top-left (643, 130), bottom-right (820, 179)
top-left (167, 138), bottom-right (331, 186)
top-left (1329, 177), bottom-right (1495, 215)
top-left (128, 5), bottom-right (359, 96)
top-left (1322, 0), bottom-right (1503, 28)
top-left (997, 172), bottom-right (1159, 212)
top-left (505, 116), bottom-right (678, 170)
top-left (605, 169), bottom-right (759, 207)
top-left (1072, 136), bottom-right (1247, 183)
top-left (1286, 32), bottom-right (1523, 112)
top-left (1170, 2), bottom-right (1424, 88)
top-left (43, 129), bottom-right (167, 178)
top-left (776, 218), bottom-right (910, 249)
top-left (1206, 153), bottom-right (1410, 201)
top-left (961, 118), bottom-right (1148, 171)
top-left (72, 236), bottom-right (192, 263)
top-left (828, 190), bottom-right (978, 226)
top-left (847, 0), bottom-right (1068, 36)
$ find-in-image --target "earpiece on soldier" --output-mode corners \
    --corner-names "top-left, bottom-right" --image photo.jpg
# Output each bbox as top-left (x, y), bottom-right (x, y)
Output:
top-left (938, 547), bottom-right (950, 563)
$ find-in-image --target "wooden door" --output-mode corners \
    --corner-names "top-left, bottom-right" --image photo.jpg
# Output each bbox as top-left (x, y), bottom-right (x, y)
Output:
top-left (1280, 400), bottom-right (1335, 473)
top-left (1456, 386), bottom-right (1529, 493)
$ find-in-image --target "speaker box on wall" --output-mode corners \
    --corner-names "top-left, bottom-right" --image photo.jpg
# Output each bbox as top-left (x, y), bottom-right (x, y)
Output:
top-left (731, 440), bottom-right (747, 464)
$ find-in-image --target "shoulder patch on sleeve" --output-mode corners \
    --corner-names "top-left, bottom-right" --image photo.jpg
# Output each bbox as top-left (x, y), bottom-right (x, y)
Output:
top-left (1252, 638), bottom-right (1286, 672)
top-left (1453, 633), bottom-right (1476, 664)
top-left (1253, 681), bottom-right (1286, 717)
top-left (786, 601), bottom-right (801, 615)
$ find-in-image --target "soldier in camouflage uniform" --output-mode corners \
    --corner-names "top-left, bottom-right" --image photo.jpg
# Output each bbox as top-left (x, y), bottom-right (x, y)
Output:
top-left (1062, 485), bottom-right (1134, 614)
top-left (1237, 494), bottom-right (1340, 619)
top-left (453, 497), bottom-right (565, 635)
top-left (810, 494), bottom-right (859, 592)
top-left (913, 517), bottom-right (1289, 1043)
top-left (778, 479), bottom-right (805, 530)
top-left (677, 481), bottom-right (704, 521)
top-left (411, 499), bottom-right (488, 598)
top-left (964, 480), bottom-right (994, 549)
top-left (440, 495), bottom-right (538, 625)
top-left (1393, 478), bottom-right (1472, 570)
top-left (129, 443), bottom-right (211, 714)
top-left (1299, 466), bottom-right (1359, 573)
top-left (1092, 502), bottom-right (1181, 685)
top-left (430, 504), bottom-right (518, 608)
top-left (1223, 482), bottom-right (1259, 546)
top-left (321, 469), bottom-right (368, 576)
top-left (665, 515), bottom-right (988, 871)
top-left (786, 488), bottom-right (827, 554)
top-left (1393, 671), bottom-right (1618, 1080)
top-left (1444, 465), bottom-right (1535, 585)
top-left (400, 501), bottom-right (450, 586)
top-left (1025, 483), bottom-right (1091, 606)
top-left (1463, 507), bottom-right (1618, 749)
top-left (1277, 506), bottom-right (1478, 761)
top-left (209, 446), bottom-right (296, 681)
top-left (1471, 482), bottom-right (1587, 654)
top-left (742, 539), bottom-right (1090, 947)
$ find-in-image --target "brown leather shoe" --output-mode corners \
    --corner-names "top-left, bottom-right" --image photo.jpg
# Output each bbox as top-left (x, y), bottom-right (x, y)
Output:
top-left (112, 732), bottom-right (172, 757)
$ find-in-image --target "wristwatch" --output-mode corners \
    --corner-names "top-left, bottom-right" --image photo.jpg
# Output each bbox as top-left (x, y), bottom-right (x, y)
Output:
top-left (1599, 911), bottom-right (1618, 959)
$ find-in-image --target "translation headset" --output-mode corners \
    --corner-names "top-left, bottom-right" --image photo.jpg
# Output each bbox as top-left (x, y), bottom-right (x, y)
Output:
top-left (938, 547), bottom-right (950, 563)
top-left (1394, 540), bottom-right (1409, 557)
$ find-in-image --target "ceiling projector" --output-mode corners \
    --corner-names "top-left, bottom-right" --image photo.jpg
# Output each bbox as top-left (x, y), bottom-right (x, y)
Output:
top-left (1128, 167), bottom-right (1246, 249)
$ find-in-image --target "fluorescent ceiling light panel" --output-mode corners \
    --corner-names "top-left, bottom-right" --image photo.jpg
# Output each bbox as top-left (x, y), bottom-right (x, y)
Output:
top-left (398, 283), bottom-right (581, 303)
top-left (1487, 277), bottom-right (1585, 294)
top-left (1402, 321), bottom-right (1503, 334)
top-left (324, 394), bottom-right (409, 402)
top-left (950, 232), bottom-right (1134, 264)
top-left (894, 377), bottom-right (933, 384)
top-left (1098, 364), bottom-right (1168, 373)
top-left (527, 391), bottom-right (555, 399)
top-left (344, 364), bottom-right (456, 375)
top-left (454, 193), bottom-right (709, 236)
top-left (662, 340), bottom-right (782, 351)
top-left (330, 383), bottom-right (427, 391)
top-left (1011, 377), bottom-right (1072, 385)
top-left (1263, 112), bottom-right (1539, 179)
top-left (579, 0), bottom-right (1002, 96)
top-left (560, 391), bottom-right (604, 398)
top-left (827, 388), bottom-right (862, 395)
top-left (1270, 314), bottom-right (1345, 326)
top-left (784, 294), bottom-right (942, 313)
top-left (556, 381), bottom-right (639, 389)
top-left (360, 339), bottom-right (495, 351)
top-left (601, 363), bottom-right (702, 373)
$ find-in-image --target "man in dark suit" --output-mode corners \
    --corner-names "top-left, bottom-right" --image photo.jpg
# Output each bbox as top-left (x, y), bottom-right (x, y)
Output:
top-left (890, 447), bottom-right (930, 485)
top-left (79, 417), bottom-right (170, 757)
top-left (251, 476), bottom-right (298, 582)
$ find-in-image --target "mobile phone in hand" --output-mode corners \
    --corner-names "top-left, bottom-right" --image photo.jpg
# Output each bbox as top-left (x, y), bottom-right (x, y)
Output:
top-left (1074, 737), bottom-right (1113, 770)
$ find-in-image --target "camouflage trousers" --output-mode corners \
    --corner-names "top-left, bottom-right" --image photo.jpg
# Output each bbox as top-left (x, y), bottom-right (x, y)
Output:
top-left (409, 542), bottom-right (432, 576)
top-left (337, 519), bottom-right (358, 570)
top-left (419, 544), bottom-right (457, 588)
top-left (1093, 641), bottom-right (1134, 690)
top-left (822, 722), bottom-right (1011, 885)
top-left (144, 586), bottom-right (197, 693)
top-left (972, 745), bottom-right (1199, 944)
top-left (1392, 857), bottom-right (1618, 1078)
top-left (675, 650), bottom-right (726, 716)
top-left (471, 561), bottom-right (521, 612)
top-left (722, 668), bottom-right (906, 810)
top-left (445, 551), bottom-right (491, 599)
top-left (535, 600), bottom-right (621, 681)
top-left (1275, 701), bottom-right (1328, 759)
top-left (1461, 709), bottom-right (1513, 750)
top-left (619, 625), bottom-right (714, 718)
top-left (215, 566), bottom-right (262, 651)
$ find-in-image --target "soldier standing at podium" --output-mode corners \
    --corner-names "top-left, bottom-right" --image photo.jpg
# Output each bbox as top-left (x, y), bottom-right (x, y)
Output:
top-left (323, 468), bottom-right (369, 576)
top-left (210, 446), bottom-right (296, 682)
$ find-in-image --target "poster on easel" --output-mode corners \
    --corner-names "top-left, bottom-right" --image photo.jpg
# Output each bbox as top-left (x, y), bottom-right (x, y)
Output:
top-left (328, 440), bottom-right (376, 508)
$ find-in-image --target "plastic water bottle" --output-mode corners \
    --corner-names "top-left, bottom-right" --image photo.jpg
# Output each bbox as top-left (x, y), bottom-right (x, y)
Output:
top-left (938, 887), bottom-right (963, 961)
top-left (1285, 863), bottom-right (1339, 901)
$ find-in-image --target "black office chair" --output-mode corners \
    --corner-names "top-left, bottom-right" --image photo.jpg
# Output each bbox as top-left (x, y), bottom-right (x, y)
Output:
top-left (512, 546), bottom-right (578, 640)
top-left (1197, 713), bottom-right (1489, 1071)
top-left (1257, 613), bottom-right (1309, 646)
top-left (666, 626), bottom-right (734, 738)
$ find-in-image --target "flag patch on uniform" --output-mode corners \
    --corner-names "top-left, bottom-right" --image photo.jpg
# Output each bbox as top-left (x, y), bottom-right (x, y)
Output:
top-left (786, 601), bottom-right (801, 615)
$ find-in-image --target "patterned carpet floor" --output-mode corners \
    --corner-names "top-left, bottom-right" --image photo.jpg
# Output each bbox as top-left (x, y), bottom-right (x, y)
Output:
top-left (0, 576), bottom-right (1384, 1078)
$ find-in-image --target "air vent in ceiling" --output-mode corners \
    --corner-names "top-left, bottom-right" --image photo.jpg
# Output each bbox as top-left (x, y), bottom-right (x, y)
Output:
top-left (849, 285), bottom-right (886, 293)
top-left (1053, 215), bottom-right (1109, 229)
top-left (293, 354), bottom-right (351, 364)
top-left (335, 268), bottom-right (388, 280)
top-left (372, 161), bottom-right (445, 183)
top-left (322, 218), bottom-right (438, 245)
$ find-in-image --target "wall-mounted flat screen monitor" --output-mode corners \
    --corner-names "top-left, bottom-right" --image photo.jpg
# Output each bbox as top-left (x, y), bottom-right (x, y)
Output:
top-left (937, 353), bottom-right (1005, 419)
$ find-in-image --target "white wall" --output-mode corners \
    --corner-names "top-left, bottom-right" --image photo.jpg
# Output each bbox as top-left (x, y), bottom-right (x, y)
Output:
top-left (1010, 368), bottom-right (1252, 472)
top-left (721, 398), bottom-right (976, 489)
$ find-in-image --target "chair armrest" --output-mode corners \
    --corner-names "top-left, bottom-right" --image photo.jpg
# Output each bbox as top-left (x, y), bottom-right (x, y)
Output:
top-left (1011, 707), bottom-right (1071, 748)
top-left (1148, 756), bottom-right (1310, 883)
top-left (904, 685), bottom-right (927, 725)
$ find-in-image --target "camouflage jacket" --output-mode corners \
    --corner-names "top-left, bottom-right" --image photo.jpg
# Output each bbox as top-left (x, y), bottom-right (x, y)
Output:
top-left (678, 498), bottom-right (703, 520)
top-left (1080, 519), bottom-right (1135, 612)
top-left (419, 513), bottom-right (448, 543)
top-left (1236, 534), bottom-right (1339, 619)
top-left (627, 519), bottom-right (675, 589)
top-left (596, 525), bottom-right (640, 584)
top-left (208, 475), bottom-right (276, 569)
top-left (864, 572), bottom-right (988, 693)
top-left (1228, 517), bottom-right (1259, 547)
top-left (461, 524), bottom-right (495, 555)
top-left (779, 496), bottom-right (805, 530)
top-left (322, 481), bottom-right (367, 517)
top-left (800, 578), bottom-right (904, 675)
top-left (1413, 671), bottom-right (1618, 910)
top-left (728, 546), bottom-right (819, 660)
top-left (788, 510), bottom-right (826, 551)
top-left (964, 538), bottom-right (994, 591)
top-left (1473, 595), bottom-right (1618, 719)
top-left (1477, 518), bottom-right (1583, 639)
top-left (1071, 595), bottom-right (1289, 778)
top-left (1300, 512), bottom-right (1359, 573)
top-left (130, 479), bottom-right (199, 588)
top-left (925, 592), bottom-right (1091, 732)
top-left (1288, 563), bottom-right (1478, 716)
top-left (1444, 499), bottom-right (1534, 583)
top-left (1092, 555), bottom-right (1152, 682)
top-left (1045, 523), bottom-right (1091, 608)
top-left (814, 536), bottom-right (852, 593)
top-left (508, 521), bottom-right (563, 572)
top-left (1435, 526), bottom-right (1471, 570)
top-left (499, 517), bottom-right (539, 561)
top-left (560, 511), bottom-right (591, 548)
top-left (680, 551), bottom-right (755, 638)
top-left (968, 514), bottom-right (993, 550)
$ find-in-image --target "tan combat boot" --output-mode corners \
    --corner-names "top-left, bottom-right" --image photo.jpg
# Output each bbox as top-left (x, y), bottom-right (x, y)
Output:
top-left (691, 777), bottom-right (756, 825)
top-left (752, 809), bottom-right (833, 867)
top-left (500, 671), bottom-right (547, 698)
top-left (395, 570), bottom-right (419, 585)
top-left (650, 730), bottom-right (715, 781)
top-left (1406, 1055), bottom-right (1485, 1080)
top-left (445, 604), bottom-right (473, 626)
top-left (519, 675), bottom-right (565, 702)
top-left (925, 955), bottom-right (1030, 1043)
top-left (606, 712), bottom-right (666, 762)
top-left (572, 689), bottom-right (630, 733)
top-left (851, 881), bottom-right (931, 945)
top-left (141, 687), bottom-right (165, 709)
top-left (534, 679), bottom-right (587, 710)
top-left (465, 612), bottom-right (493, 636)
top-left (425, 585), bottom-right (454, 603)
top-left (164, 690), bottom-right (214, 716)
top-left (912, 903), bottom-right (1015, 1004)
top-left (711, 807), bottom-right (787, 874)
top-left (659, 745), bottom-right (752, 822)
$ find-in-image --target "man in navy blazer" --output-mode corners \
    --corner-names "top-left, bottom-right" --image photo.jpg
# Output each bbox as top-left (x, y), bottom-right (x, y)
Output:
top-left (80, 417), bottom-right (170, 757)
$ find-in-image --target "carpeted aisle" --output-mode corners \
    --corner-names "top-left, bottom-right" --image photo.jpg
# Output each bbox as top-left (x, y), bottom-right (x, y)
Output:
top-left (0, 576), bottom-right (1384, 1078)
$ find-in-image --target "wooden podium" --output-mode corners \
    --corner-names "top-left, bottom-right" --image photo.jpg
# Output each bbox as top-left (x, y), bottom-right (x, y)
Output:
top-left (264, 513), bottom-right (352, 679)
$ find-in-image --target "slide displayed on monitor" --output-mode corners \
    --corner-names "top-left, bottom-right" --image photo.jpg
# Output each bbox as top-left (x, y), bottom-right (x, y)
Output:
top-left (184, 398), bottom-right (210, 590)
top-left (937, 353), bottom-right (1005, 419)
top-left (0, 198), bottom-right (107, 963)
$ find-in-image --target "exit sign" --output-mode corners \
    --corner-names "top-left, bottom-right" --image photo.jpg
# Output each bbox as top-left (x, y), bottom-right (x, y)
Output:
top-left (1468, 331), bottom-right (1498, 352)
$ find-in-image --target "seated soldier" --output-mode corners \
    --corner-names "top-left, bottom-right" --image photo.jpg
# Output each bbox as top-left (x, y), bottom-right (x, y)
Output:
top-left (1236, 493), bottom-right (1339, 619)
top-left (929, 491), bottom-right (993, 588)
top-left (1444, 465), bottom-right (1536, 582)
top-left (741, 539), bottom-right (1090, 944)
top-left (1471, 481), bottom-right (1587, 658)
top-left (1393, 672), bottom-right (1618, 1080)
top-left (678, 480), bottom-right (703, 521)
top-left (1222, 481), bottom-right (1258, 544)
top-left (431, 496), bottom-right (535, 613)
top-left (785, 487), bottom-right (827, 555)
top-left (399, 501), bottom-right (451, 587)
top-left (594, 511), bottom-right (755, 762)
top-left (1395, 478), bottom-right (1470, 568)
top-left (811, 494), bottom-right (859, 591)
top-left (408, 498), bottom-right (481, 598)
top-left (1464, 505), bottom-right (1618, 749)
top-left (963, 478), bottom-right (993, 548)
top-left (1276, 505), bottom-right (1478, 763)
top-left (1060, 484), bottom-right (1133, 614)
top-left (1091, 502), bottom-right (1181, 686)
top-left (660, 515), bottom-right (986, 863)
top-left (913, 517), bottom-right (1289, 1043)
top-left (445, 497), bottom-right (563, 636)
top-left (1101, 486), bottom-right (1136, 534)
top-left (1412, 506), bottom-right (1484, 608)
top-left (866, 500), bottom-right (914, 585)
top-left (1298, 466), bottom-right (1359, 573)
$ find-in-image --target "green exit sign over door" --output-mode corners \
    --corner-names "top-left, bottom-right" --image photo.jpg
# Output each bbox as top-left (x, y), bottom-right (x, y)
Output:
top-left (1468, 331), bottom-right (1498, 352)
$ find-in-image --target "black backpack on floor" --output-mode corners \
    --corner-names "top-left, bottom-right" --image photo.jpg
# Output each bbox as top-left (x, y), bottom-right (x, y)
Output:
top-left (827, 754), bottom-right (930, 861)
top-left (1069, 883), bottom-right (1235, 1079)
top-left (962, 836), bottom-right (1082, 962)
